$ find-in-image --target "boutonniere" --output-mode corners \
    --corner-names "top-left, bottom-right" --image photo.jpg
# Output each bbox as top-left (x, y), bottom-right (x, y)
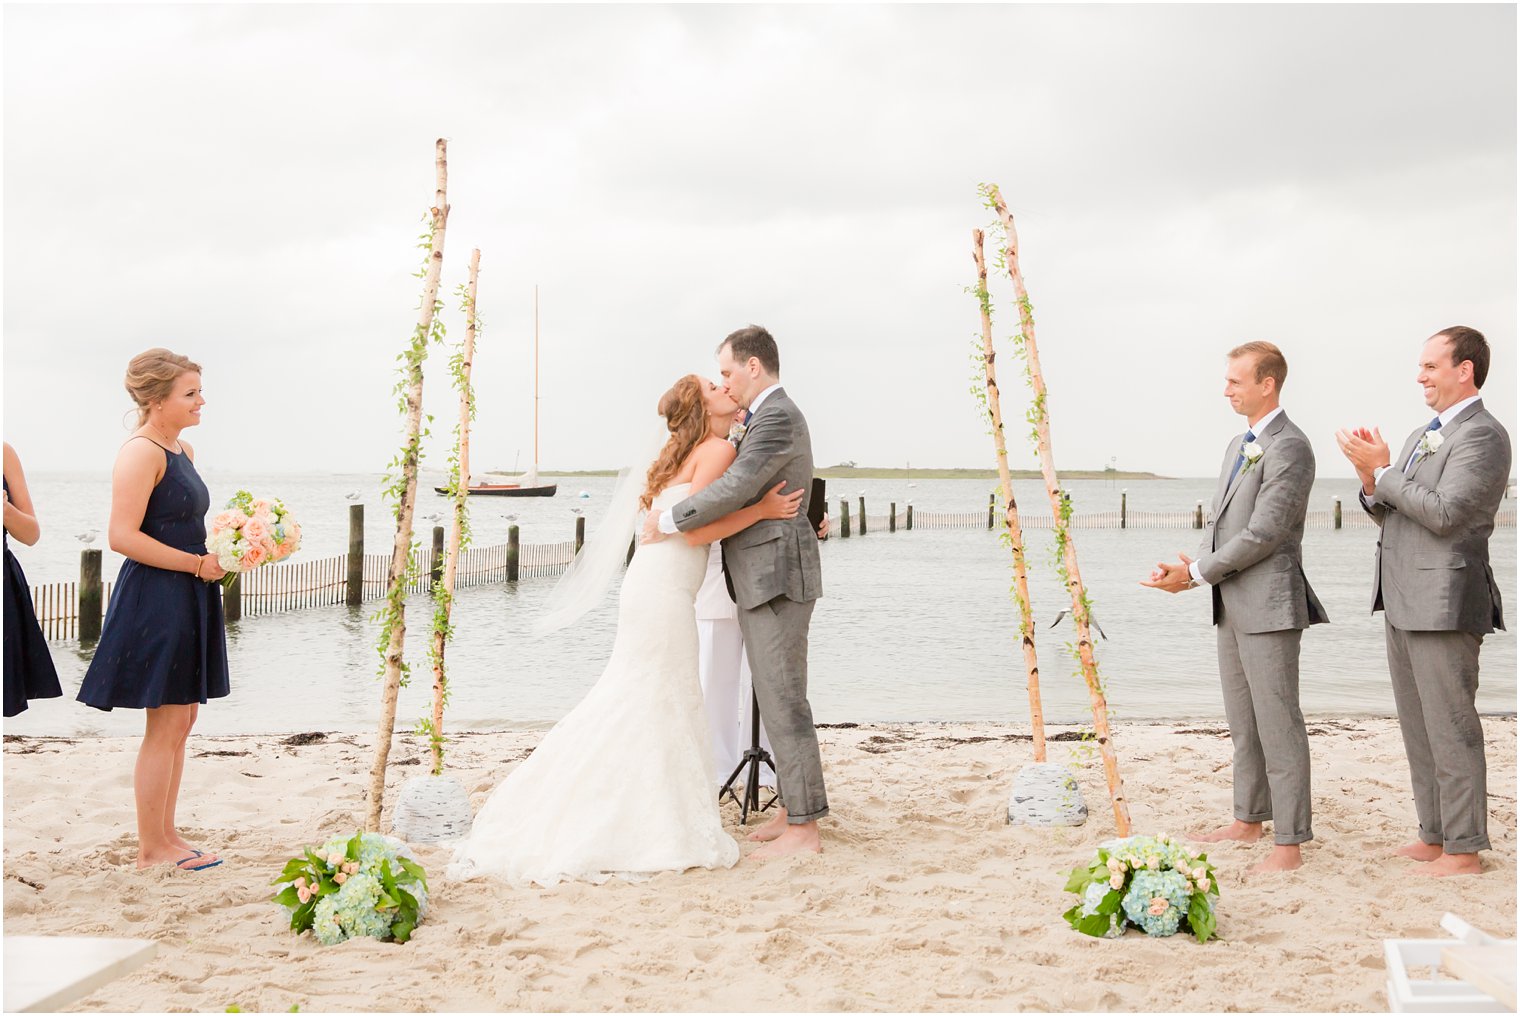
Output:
top-left (1240, 442), bottom-right (1264, 474)
top-left (1418, 430), bottom-right (1445, 458)
top-left (727, 422), bottom-right (747, 448)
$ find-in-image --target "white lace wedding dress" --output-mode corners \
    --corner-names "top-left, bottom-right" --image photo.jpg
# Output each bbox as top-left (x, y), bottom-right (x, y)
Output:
top-left (447, 483), bottom-right (741, 886)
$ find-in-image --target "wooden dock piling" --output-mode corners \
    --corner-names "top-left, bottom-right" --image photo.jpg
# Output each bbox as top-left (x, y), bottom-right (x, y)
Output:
top-left (346, 504), bottom-right (364, 606)
top-left (430, 526), bottom-right (445, 588)
top-left (78, 549), bottom-right (103, 643)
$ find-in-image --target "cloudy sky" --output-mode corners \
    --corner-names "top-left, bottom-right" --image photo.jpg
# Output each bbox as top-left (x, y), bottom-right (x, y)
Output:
top-left (4, 3), bottom-right (1515, 478)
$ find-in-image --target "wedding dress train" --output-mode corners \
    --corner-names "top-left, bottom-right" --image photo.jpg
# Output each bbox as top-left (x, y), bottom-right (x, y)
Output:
top-left (448, 483), bottom-right (740, 886)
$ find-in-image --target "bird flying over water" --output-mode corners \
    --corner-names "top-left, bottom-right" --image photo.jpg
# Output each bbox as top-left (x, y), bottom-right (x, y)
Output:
top-left (1049, 609), bottom-right (1107, 639)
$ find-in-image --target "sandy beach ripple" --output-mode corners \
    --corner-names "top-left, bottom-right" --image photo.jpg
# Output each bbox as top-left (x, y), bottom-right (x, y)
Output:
top-left (3, 718), bottom-right (1514, 1012)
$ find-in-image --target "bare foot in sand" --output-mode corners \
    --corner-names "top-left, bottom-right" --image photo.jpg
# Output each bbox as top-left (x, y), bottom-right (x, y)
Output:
top-left (1193, 819), bottom-right (1264, 844)
top-left (1394, 841), bottom-right (1443, 862)
top-left (1249, 844), bottom-right (1302, 873)
top-left (1412, 852), bottom-right (1483, 877)
top-left (749, 821), bottom-right (821, 861)
top-left (747, 806), bottom-right (789, 843)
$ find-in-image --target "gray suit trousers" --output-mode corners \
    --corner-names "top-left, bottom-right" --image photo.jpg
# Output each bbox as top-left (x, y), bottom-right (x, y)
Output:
top-left (1385, 622), bottom-right (1489, 853)
top-left (1216, 606), bottom-right (1312, 844)
top-left (737, 595), bottom-right (828, 824)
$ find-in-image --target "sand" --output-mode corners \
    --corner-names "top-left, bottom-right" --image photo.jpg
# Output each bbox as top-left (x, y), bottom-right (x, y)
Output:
top-left (3, 717), bottom-right (1515, 1012)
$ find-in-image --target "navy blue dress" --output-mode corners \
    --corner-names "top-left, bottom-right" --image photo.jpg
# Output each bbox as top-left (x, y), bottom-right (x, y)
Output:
top-left (78, 441), bottom-right (229, 710)
top-left (4, 478), bottom-right (63, 717)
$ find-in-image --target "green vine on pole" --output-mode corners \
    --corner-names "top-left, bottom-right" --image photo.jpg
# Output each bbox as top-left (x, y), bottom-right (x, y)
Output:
top-left (416, 263), bottom-right (480, 775)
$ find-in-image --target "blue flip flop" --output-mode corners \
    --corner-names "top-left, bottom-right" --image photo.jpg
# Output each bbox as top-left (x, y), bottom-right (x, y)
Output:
top-left (176, 852), bottom-right (222, 872)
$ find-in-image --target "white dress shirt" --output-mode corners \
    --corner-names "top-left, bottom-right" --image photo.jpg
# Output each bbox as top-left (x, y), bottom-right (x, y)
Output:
top-left (657, 382), bottom-right (783, 534)
top-left (1369, 394), bottom-right (1482, 486)
top-left (1189, 407), bottom-right (1285, 586)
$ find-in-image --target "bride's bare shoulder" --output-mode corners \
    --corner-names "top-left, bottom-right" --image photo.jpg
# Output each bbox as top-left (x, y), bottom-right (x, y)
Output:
top-left (699, 435), bottom-right (737, 464)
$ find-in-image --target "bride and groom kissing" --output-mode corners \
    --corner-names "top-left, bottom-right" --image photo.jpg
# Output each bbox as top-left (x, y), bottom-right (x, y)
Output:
top-left (448, 326), bottom-right (827, 886)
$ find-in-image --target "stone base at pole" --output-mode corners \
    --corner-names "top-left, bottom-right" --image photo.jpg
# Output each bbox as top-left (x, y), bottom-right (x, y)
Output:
top-left (391, 774), bottom-right (475, 843)
top-left (1007, 762), bottom-right (1088, 826)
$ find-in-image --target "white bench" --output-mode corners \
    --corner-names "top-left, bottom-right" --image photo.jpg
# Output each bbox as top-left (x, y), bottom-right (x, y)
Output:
top-left (1385, 913), bottom-right (1516, 1013)
top-left (3, 936), bottom-right (158, 1012)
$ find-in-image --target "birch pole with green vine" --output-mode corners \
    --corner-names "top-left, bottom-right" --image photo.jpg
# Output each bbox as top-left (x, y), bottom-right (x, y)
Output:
top-left (367, 139), bottom-right (450, 832)
top-left (419, 247), bottom-right (480, 777)
top-left (972, 227), bottom-right (1047, 762)
top-left (982, 182), bottom-right (1132, 836)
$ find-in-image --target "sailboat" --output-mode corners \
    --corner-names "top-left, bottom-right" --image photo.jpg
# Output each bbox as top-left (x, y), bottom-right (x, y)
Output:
top-left (440, 285), bottom-right (558, 498)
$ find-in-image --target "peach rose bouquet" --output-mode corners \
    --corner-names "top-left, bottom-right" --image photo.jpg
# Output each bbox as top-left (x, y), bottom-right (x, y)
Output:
top-left (206, 489), bottom-right (302, 588)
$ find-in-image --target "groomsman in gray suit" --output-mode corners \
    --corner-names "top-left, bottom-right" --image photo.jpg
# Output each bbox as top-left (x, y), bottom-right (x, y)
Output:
top-left (1336, 326), bottom-right (1510, 878)
top-left (1144, 341), bottom-right (1327, 873)
top-left (642, 325), bottom-right (827, 860)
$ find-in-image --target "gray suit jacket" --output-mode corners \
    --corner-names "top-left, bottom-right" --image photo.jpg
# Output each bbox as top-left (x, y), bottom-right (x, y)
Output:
top-left (671, 387), bottom-right (823, 610)
top-left (1197, 411), bottom-right (1329, 634)
top-left (1363, 399), bottom-right (1510, 634)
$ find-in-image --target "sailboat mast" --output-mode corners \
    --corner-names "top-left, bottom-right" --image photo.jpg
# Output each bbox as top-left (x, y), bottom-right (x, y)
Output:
top-left (534, 284), bottom-right (540, 470)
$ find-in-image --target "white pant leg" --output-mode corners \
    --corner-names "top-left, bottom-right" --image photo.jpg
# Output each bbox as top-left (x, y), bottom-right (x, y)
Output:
top-left (736, 640), bottom-right (777, 788)
top-left (698, 619), bottom-right (745, 787)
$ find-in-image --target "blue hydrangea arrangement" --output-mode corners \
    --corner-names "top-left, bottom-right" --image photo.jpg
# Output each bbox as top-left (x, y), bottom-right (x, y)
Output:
top-left (1062, 833), bottom-right (1219, 942)
top-left (271, 831), bottom-right (429, 945)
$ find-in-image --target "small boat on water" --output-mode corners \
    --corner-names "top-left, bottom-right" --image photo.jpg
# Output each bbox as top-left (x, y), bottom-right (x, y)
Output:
top-left (440, 284), bottom-right (558, 499)
top-left (444, 480), bottom-right (558, 497)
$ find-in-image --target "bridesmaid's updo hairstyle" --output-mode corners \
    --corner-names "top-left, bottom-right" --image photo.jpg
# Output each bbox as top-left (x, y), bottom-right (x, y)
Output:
top-left (125, 348), bottom-right (201, 426)
top-left (641, 374), bottom-right (707, 511)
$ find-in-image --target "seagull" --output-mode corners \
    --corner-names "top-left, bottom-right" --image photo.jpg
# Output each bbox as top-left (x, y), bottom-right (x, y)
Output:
top-left (577, 490), bottom-right (591, 499)
top-left (1049, 608), bottom-right (1107, 640)
top-left (421, 512), bottom-right (443, 523)
top-left (858, 489), bottom-right (866, 495)
top-left (570, 506), bottom-right (584, 516)
top-left (344, 491), bottom-right (362, 501)
top-left (504, 513), bottom-right (519, 523)
top-left (75, 530), bottom-right (99, 544)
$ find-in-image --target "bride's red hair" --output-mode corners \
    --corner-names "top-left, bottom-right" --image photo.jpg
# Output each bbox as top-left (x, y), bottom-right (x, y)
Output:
top-left (641, 375), bottom-right (708, 511)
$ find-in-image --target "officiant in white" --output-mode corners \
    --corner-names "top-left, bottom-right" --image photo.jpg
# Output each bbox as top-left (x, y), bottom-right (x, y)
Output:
top-left (697, 489), bottom-right (828, 795)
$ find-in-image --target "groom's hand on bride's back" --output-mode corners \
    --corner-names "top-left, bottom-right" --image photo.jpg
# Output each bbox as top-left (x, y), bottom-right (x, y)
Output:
top-left (639, 511), bottom-right (668, 545)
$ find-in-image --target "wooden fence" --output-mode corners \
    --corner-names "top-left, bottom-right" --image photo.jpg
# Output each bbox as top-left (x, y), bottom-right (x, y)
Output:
top-left (27, 497), bottom-right (1517, 641)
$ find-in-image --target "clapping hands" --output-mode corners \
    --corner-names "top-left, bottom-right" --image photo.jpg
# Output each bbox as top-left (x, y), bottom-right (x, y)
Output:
top-left (1334, 426), bottom-right (1390, 493)
top-left (1140, 552), bottom-right (1196, 594)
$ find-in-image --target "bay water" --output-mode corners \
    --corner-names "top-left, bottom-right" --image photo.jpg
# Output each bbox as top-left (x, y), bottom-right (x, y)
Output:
top-left (4, 473), bottom-right (1514, 736)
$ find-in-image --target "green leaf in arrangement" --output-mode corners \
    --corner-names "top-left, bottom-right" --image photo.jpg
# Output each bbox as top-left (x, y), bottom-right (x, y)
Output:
top-left (1188, 895), bottom-right (1217, 943)
top-left (1063, 866), bottom-right (1092, 895)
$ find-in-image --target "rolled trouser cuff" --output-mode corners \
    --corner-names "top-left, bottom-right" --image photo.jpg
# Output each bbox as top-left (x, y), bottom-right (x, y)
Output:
top-left (1274, 829), bottom-right (1313, 846)
top-left (1443, 833), bottom-right (1491, 854)
top-left (786, 805), bottom-right (829, 825)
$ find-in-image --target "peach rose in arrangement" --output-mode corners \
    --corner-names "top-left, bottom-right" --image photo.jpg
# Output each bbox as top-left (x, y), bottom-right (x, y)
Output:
top-left (241, 544), bottom-right (268, 570)
top-left (1148, 897), bottom-right (1170, 917)
top-left (214, 509), bottom-right (248, 531)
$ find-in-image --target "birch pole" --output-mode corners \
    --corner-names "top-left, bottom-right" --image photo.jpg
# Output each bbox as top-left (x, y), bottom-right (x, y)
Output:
top-left (425, 247), bottom-right (480, 776)
top-left (367, 139), bottom-right (450, 832)
top-left (983, 183), bottom-right (1131, 836)
top-left (972, 228), bottom-right (1046, 763)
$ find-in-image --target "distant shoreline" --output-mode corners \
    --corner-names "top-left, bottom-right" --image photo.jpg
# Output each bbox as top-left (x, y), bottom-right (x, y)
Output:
top-left (530, 467), bottom-right (1170, 480)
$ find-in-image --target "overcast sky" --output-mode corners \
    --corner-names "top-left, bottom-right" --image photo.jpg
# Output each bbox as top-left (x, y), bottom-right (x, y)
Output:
top-left (4, 3), bottom-right (1515, 478)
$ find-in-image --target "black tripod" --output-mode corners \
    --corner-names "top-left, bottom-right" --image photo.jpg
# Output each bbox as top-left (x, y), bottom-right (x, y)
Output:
top-left (720, 690), bottom-right (778, 823)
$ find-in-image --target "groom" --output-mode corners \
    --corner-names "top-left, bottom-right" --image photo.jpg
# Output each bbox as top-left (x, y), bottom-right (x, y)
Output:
top-left (642, 325), bottom-right (827, 859)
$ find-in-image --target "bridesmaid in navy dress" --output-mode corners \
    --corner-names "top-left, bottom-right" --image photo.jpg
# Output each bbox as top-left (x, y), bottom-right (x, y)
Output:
top-left (4, 442), bottom-right (63, 717)
top-left (78, 349), bottom-right (229, 872)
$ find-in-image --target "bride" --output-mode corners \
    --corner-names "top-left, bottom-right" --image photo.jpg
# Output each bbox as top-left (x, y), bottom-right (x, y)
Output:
top-left (448, 374), bottom-right (804, 886)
